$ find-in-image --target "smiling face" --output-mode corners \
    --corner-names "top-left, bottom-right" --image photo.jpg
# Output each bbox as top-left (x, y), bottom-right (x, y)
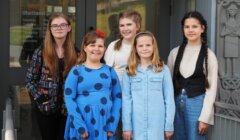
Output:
top-left (136, 35), bottom-right (154, 62)
top-left (50, 17), bottom-right (71, 40)
top-left (119, 17), bottom-right (140, 41)
top-left (84, 38), bottom-right (106, 63)
top-left (183, 17), bottom-right (204, 44)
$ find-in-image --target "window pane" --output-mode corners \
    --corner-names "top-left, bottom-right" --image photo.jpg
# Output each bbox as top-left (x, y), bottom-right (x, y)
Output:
top-left (10, 0), bottom-right (76, 67)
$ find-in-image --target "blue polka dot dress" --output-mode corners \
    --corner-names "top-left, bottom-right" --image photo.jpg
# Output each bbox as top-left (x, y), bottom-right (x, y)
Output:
top-left (64, 64), bottom-right (122, 140)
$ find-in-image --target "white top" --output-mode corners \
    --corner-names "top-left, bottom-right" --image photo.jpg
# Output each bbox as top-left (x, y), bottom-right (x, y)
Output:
top-left (104, 39), bottom-right (132, 84)
top-left (167, 44), bottom-right (218, 125)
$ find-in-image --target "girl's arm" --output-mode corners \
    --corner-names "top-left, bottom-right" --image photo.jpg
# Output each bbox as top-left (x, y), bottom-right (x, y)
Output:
top-left (106, 67), bottom-right (122, 134)
top-left (198, 50), bottom-right (218, 125)
top-left (162, 66), bottom-right (175, 132)
top-left (25, 48), bottom-right (42, 100)
top-left (122, 70), bottom-right (133, 132)
top-left (64, 66), bottom-right (88, 135)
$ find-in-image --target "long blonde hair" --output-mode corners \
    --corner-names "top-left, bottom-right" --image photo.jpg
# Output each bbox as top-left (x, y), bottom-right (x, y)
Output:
top-left (42, 13), bottom-right (77, 78)
top-left (126, 31), bottom-right (164, 76)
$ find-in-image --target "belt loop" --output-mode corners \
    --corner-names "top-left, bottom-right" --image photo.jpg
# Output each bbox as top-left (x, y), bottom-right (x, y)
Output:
top-left (181, 89), bottom-right (186, 95)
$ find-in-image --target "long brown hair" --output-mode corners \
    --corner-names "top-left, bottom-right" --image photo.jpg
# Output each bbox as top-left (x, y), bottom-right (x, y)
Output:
top-left (77, 30), bottom-right (106, 64)
top-left (126, 31), bottom-right (164, 76)
top-left (42, 12), bottom-right (77, 78)
top-left (114, 10), bottom-right (142, 51)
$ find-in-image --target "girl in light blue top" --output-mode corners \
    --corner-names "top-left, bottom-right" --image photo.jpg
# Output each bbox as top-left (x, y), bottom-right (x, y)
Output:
top-left (122, 31), bottom-right (175, 140)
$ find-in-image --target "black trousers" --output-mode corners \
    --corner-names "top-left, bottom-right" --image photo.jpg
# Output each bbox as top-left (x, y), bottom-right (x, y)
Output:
top-left (34, 109), bottom-right (66, 140)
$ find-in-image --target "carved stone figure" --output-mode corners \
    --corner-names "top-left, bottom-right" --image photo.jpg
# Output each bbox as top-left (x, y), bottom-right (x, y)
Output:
top-left (221, 3), bottom-right (240, 77)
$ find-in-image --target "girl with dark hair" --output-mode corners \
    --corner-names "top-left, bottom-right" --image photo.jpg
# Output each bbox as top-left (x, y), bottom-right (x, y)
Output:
top-left (122, 31), bottom-right (175, 140)
top-left (26, 12), bottom-right (78, 140)
top-left (64, 30), bottom-right (122, 140)
top-left (104, 10), bottom-right (142, 139)
top-left (167, 11), bottom-right (218, 140)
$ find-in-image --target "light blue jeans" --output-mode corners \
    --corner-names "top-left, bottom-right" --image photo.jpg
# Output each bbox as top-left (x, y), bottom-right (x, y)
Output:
top-left (173, 89), bottom-right (205, 140)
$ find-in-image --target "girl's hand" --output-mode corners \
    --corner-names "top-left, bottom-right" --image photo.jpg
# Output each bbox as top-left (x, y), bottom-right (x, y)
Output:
top-left (164, 131), bottom-right (173, 140)
top-left (198, 121), bottom-right (209, 135)
top-left (107, 131), bottom-right (114, 137)
top-left (80, 132), bottom-right (89, 139)
top-left (123, 131), bottom-right (132, 140)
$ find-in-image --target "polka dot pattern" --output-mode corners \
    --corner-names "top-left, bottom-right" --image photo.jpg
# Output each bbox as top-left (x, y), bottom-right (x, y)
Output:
top-left (112, 79), bottom-right (117, 86)
top-left (94, 83), bottom-right (103, 90)
top-left (76, 108), bottom-right (80, 114)
top-left (70, 122), bottom-right (75, 128)
top-left (95, 130), bottom-right (99, 137)
top-left (108, 116), bottom-right (115, 123)
top-left (84, 105), bottom-right (90, 113)
top-left (91, 118), bottom-right (96, 125)
top-left (100, 109), bottom-right (105, 116)
top-left (101, 97), bottom-right (107, 105)
top-left (116, 92), bottom-right (122, 98)
top-left (83, 90), bottom-right (89, 96)
top-left (64, 65), bottom-right (122, 140)
top-left (103, 125), bottom-right (107, 132)
top-left (78, 127), bottom-right (86, 134)
top-left (65, 88), bottom-right (72, 95)
top-left (100, 73), bottom-right (108, 79)
top-left (73, 69), bottom-right (79, 76)
top-left (78, 76), bottom-right (83, 83)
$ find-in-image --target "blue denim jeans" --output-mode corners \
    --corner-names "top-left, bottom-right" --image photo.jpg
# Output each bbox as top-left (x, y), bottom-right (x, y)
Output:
top-left (173, 89), bottom-right (205, 140)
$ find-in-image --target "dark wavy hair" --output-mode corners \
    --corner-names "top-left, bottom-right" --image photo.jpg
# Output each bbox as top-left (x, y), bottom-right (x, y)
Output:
top-left (173, 11), bottom-right (209, 88)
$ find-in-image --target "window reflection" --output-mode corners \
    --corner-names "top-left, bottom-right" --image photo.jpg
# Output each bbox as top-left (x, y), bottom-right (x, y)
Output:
top-left (10, 0), bottom-right (76, 67)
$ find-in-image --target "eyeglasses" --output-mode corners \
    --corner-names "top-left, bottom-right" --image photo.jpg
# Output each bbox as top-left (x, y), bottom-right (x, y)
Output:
top-left (50, 23), bottom-right (69, 31)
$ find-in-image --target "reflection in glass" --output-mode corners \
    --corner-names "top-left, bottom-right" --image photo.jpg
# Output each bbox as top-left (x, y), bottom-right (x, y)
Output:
top-left (10, 0), bottom-right (76, 67)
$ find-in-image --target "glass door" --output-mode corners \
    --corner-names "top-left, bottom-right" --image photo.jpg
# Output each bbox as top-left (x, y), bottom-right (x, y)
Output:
top-left (7, 1), bottom-right (81, 140)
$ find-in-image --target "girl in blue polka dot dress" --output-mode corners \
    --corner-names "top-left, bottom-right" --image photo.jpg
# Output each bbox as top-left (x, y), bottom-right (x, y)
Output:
top-left (64, 30), bottom-right (122, 140)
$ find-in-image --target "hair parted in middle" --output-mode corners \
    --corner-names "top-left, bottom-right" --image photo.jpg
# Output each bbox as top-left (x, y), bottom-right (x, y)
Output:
top-left (77, 30), bottom-right (106, 64)
top-left (43, 12), bottom-right (77, 78)
top-left (126, 31), bottom-right (164, 76)
top-left (173, 11), bottom-right (209, 89)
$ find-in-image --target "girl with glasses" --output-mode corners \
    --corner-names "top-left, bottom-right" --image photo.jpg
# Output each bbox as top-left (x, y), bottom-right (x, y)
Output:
top-left (26, 12), bottom-right (77, 140)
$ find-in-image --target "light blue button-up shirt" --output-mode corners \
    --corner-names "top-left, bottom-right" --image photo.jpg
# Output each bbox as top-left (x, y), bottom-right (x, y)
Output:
top-left (122, 65), bottom-right (175, 140)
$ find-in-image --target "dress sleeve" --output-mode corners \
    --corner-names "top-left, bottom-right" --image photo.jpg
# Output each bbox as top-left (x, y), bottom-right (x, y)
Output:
top-left (25, 48), bottom-right (42, 100)
top-left (104, 41), bottom-right (115, 67)
top-left (106, 67), bottom-right (122, 133)
top-left (64, 66), bottom-right (88, 134)
top-left (198, 50), bottom-right (218, 125)
top-left (162, 66), bottom-right (175, 131)
top-left (122, 70), bottom-right (132, 131)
